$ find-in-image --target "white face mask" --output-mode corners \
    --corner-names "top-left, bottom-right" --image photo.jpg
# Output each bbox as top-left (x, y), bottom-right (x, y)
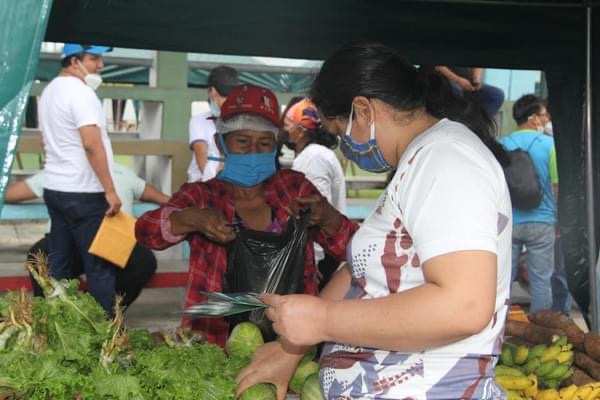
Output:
top-left (78, 60), bottom-right (103, 90)
top-left (209, 98), bottom-right (221, 117)
top-left (544, 121), bottom-right (554, 136)
top-left (536, 124), bottom-right (545, 132)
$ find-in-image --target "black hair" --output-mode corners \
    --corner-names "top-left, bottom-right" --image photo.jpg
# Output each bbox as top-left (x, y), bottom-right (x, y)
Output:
top-left (310, 42), bottom-right (508, 166)
top-left (208, 66), bottom-right (240, 97)
top-left (60, 53), bottom-right (84, 68)
top-left (305, 128), bottom-right (338, 149)
top-left (513, 94), bottom-right (545, 125)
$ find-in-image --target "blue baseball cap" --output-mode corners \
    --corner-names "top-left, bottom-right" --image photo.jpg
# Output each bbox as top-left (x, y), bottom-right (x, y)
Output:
top-left (62, 44), bottom-right (113, 58)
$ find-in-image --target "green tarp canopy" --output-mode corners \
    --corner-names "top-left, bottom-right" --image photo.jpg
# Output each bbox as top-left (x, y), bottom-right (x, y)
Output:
top-left (7, 0), bottom-right (600, 323)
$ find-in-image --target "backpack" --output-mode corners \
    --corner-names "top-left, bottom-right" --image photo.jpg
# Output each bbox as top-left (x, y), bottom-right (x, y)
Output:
top-left (503, 136), bottom-right (543, 210)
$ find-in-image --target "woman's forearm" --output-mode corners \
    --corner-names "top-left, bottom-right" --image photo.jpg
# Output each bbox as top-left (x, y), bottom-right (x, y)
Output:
top-left (322, 282), bottom-right (493, 352)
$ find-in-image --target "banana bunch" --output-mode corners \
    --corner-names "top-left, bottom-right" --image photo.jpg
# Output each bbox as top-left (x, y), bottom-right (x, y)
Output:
top-left (495, 368), bottom-right (600, 399)
top-left (537, 383), bottom-right (600, 399)
top-left (495, 365), bottom-right (537, 399)
top-left (496, 336), bottom-right (576, 398)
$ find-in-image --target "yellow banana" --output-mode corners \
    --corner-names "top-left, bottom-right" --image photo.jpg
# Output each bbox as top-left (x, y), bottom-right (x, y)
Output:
top-left (574, 385), bottom-right (593, 399)
top-left (559, 384), bottom-right (577, 400)
top-left (555, 351), bottom-right (574, 365)
top-left (514, 345), bottom-right (529, 365)
top-left (523, 373), bottom-right (538, 399)
top-left (541, 346), bottom-right (563, 363)
top-left (506, 389), bottom-right (525, 400)
top-left (584, 386), bottom-right (600, 400)
top-left (536, 388), bottom-right (560, 400)
top-left (496, 375), bottom-right (533, 390)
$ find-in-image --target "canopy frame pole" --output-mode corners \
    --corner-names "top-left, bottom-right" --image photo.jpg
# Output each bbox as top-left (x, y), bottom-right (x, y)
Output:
top-left (585, 2), bottom-right (598, 331)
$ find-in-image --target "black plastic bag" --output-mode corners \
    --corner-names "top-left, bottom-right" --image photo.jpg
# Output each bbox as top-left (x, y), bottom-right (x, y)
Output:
top-left (223, 211), bottom-right (311, 341)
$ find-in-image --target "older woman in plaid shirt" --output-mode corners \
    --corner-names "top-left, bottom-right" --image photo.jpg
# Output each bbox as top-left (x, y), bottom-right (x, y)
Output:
top-left (135, 84), bottom-right (357, 347)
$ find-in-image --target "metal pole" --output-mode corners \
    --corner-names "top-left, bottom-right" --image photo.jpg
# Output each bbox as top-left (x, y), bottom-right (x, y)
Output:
top-left (585, 4), bottom-right (598, 331)
top-left (508, 70), bottom-right (513, 100)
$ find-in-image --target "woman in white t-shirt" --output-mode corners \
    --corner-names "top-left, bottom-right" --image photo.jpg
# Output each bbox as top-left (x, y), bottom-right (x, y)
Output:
top-left (237, 42), bottom-right (512, 400)
top-left (282, 99), bottom-right (347, 289)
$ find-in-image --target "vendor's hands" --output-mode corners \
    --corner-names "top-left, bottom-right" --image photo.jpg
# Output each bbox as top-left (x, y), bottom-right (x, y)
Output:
top-left (171, 207), bottom-right (235, 243)
top-left (263, 293), bottom-right (329, 347)
top-left (236, 341), bottom-right (306, 400)
top-left (285, 195), bottom-right (342, 235)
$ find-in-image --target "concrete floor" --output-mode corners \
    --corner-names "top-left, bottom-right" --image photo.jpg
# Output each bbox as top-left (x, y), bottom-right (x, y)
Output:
top-left (123, 287), bottom-right (186, 332)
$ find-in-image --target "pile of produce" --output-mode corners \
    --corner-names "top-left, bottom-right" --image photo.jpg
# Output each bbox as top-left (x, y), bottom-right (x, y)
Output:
top-left (0, 254), bottom-right (323, 400)
top-left (497, 309), bottom-right (600, 399)
top-left (227, 322), bottom-right (323, 400)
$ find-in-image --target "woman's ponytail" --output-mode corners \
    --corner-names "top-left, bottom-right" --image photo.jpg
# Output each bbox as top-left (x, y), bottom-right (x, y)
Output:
top-left (417, 68), bottom-right (509, 167)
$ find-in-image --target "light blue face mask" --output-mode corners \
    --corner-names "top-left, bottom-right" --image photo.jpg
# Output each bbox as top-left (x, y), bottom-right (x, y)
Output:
top-left (211, 133), bottom-right (277, 187)
top-left (209, 99), bottom-right (221, 117)
top-left (339, 103), bottom-right (394, 173)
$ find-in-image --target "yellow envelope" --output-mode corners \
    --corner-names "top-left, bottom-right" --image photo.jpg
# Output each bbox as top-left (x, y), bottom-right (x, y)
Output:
top-left (89, 211), bottom-right (137, 268)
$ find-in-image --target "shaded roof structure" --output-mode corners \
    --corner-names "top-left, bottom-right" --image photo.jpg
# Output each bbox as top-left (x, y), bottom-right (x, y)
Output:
top-left (36, 47), bottom-right (321, 93)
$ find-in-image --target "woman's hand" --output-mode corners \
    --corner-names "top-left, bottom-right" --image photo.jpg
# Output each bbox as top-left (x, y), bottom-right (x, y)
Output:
top-left (170, 207), bottom-right (235, 243)
top-left (236, 341), bottom-right (307, 400)
top-left (285, 195), bottom-right (342, 235)
top-left (263, 294), bottom-right (329, 346)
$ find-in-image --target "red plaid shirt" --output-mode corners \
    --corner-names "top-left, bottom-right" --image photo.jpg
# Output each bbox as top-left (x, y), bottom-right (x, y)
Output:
top-left (135, 169), bottom-right (358, 347)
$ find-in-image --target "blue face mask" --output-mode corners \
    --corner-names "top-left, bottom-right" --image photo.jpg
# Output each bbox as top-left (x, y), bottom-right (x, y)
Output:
top-left (213, 133), bottom-right (277, 187)
top-left (339, 104), bottom-right (394, 173)
top-left (209, 99), bottom-right (221, 117)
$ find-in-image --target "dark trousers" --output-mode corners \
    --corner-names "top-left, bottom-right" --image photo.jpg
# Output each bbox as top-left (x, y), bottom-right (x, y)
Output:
top-left (43, 189), bottom-right (117, 315)
top-left (28, 235), bottom-right (157, 309)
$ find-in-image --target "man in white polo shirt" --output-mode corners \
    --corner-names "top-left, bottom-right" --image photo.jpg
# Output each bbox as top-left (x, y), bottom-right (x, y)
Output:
top-left (39, 43), bottom-right (121, 315)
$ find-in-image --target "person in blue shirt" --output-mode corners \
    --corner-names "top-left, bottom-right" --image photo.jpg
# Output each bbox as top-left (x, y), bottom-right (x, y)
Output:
top-left (500, 94), bottom-right (558, 312)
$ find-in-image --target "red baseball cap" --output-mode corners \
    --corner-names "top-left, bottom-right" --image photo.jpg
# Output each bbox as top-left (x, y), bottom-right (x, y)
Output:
top-left (219, 84), bottom-right (281, 128)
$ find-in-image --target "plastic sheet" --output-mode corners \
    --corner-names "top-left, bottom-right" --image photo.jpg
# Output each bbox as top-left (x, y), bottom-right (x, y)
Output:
top-left (224, 211), bottom-right (311, 341)
top-left (0, 0), bottom-right (52, 211)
